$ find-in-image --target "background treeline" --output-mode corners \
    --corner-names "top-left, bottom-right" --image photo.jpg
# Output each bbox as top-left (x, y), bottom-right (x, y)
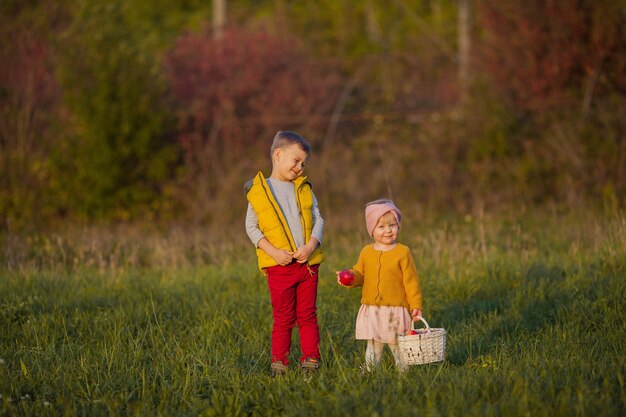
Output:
top-left (1, 0), bottom-right (625, 233)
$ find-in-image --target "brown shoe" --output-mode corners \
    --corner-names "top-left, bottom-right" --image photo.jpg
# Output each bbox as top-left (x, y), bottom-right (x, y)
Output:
top-left (301, 357), bottom-right (320, 375)
top-left (270, 361), bottom-right (288, 377)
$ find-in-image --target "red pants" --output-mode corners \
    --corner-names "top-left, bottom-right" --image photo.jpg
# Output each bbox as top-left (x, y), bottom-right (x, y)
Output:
top-left (266, 262), bottom-right (320, 365)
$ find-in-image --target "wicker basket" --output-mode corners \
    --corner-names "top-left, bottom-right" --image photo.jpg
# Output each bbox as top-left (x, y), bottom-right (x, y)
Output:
top-left (397, 317), bottom-right (446, 365)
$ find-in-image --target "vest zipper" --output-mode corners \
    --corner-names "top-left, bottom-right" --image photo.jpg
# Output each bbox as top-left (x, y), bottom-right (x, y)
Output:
top-left (295, 182), bottom-right (308, 242)
top-left (295, 181), bottom-right (315, 268)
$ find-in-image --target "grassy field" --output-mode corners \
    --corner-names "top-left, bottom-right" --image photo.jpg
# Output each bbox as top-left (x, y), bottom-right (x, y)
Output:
top-left (1, 210), bottom-right (625, 416)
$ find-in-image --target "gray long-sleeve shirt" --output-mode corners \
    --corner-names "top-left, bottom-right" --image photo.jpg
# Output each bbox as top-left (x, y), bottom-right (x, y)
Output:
top-left (245, 177), bottom-right (324, 249)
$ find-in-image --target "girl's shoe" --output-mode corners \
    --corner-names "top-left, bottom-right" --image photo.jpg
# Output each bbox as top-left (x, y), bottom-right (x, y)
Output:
top-left (270, 361), bottom-right (288, 377)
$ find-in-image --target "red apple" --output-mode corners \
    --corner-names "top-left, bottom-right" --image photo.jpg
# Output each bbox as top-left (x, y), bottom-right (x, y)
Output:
top-left (406, 329), bottom-right (418, 336)
top-left (338, 269), bottom-right (354, 286)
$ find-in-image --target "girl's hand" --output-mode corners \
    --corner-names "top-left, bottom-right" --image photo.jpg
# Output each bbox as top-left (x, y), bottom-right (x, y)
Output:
top-left (335, 271), bottom-right (344, 286)
top-left (411, 309), bottom-right (422, 320)
top-left (335, 271), bottom-right (350, 287)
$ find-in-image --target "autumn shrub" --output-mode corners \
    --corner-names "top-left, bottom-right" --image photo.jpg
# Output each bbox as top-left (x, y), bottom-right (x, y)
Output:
top-left (476, 0), bottom-right (626, 114)
top-left (0, 8), bottom-right (63, 231)
top-left (56, 1), bottom-right (180, 222)
top-left (441, 0), bottom-right (626, 209)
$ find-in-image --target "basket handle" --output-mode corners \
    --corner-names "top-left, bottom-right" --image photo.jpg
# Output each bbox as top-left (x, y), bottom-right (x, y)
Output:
top-left (412, 316), bottom-right (431, 332)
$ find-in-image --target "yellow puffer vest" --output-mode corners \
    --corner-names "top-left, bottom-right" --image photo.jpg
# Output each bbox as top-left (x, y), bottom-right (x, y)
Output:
top-left (245, 171), bottom-right (325, 273)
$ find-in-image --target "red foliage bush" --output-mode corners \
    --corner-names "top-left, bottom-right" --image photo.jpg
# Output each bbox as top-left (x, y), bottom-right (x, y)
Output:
top-left (477, 0), bottom-right (626, 112)
top-left (0, 30), bottom-right (60, 139)
top-left (0, 27), bottom-right (62, 227)
top-left (164, 25), bottom-right (342, 156)
top-left (477, 0), bottom-right (586, 111)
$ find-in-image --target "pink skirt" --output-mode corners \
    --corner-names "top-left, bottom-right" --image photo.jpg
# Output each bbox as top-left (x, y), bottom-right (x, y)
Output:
top-left (355, 304), bottom-right (412, 344)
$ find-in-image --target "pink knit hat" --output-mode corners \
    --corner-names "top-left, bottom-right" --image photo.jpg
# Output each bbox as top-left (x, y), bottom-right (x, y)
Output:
top-left (365, 199), bottom-right (402, 236)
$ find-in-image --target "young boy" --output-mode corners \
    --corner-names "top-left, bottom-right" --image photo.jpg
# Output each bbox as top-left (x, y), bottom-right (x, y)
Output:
top-left (244, 131), bottom-right (325, 377)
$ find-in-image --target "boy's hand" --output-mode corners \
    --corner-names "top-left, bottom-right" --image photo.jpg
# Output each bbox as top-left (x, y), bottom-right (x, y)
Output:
top-left (293, 239), bottom-right (318, 264)
top-left (257, 238), bottom-right (293, 265)
top-left (411, 309), bottom-right (422, 320)
top-left (271, 248), bottom-right (294, 266)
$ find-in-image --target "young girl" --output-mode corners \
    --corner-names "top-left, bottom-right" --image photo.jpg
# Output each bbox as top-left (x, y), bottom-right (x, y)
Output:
top-left (337, 199), bottom-right (423, 371)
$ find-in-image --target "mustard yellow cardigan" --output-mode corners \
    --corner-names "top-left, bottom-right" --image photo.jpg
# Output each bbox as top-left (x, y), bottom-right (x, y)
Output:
top-left (348, 243), bottom-right (423, 311)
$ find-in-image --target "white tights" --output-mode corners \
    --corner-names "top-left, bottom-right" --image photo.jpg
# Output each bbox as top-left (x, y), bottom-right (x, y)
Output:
top-left (365, 339), bottom-right (406, 371)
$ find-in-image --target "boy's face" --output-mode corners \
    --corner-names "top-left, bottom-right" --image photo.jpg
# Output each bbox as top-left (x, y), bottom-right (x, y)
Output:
top-left (271, 143), bottom-right (309, 182)
top-left (372, 214), bottom-right (398, 246)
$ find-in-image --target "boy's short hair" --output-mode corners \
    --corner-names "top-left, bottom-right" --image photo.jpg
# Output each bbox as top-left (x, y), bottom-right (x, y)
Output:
top-left (270, 131), bottom-right (311, 156)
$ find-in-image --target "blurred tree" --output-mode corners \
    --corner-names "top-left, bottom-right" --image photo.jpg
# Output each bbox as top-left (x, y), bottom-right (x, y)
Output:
top-left (122, 0), bottom-right (211, 47)
top-left (56, 0), bottom-right (180, 220)
top-left (466, 0), bottom-right (626, 206)
top-left (457, 0), bottom-right (471, 105)
top-left (271, 0), bottom-right (460, 146)
top-left (477, 0), bottom-right (626, 114)
top-left (0, 1), bottom-right (66, 230)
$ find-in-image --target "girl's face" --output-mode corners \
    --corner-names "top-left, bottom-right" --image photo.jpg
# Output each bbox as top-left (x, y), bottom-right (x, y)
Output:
top-left (372, 213), bottom-right (398, 246)
top-left (272, 143), bottom-right (309, 181)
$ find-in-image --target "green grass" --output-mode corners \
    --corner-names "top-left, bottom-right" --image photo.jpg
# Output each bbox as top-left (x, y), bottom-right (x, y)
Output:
top-left (1, 211), bottom-right (625, 416)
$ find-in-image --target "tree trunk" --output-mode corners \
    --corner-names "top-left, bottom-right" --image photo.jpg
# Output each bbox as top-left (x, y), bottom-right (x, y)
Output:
top-left (458, 0), bottom-right (471, 105)
top-left (213, 0), bottom-right (226, 39)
